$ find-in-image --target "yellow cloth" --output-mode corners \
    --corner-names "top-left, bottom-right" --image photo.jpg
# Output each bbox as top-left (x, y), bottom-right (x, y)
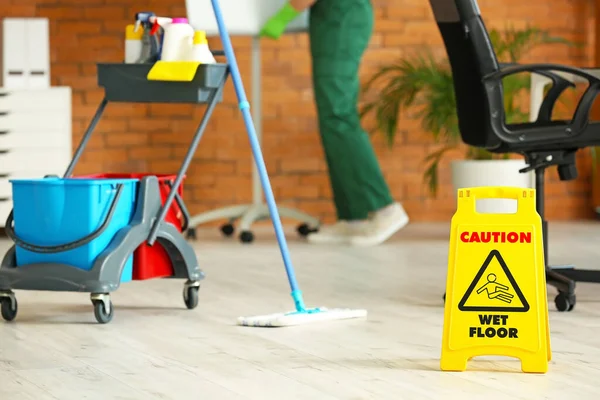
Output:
top-left (146, 61), bottom-right (202, 82)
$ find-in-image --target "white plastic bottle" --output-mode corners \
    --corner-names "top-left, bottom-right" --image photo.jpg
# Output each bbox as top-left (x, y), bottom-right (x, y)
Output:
top-left (189, 31), bottom-right (216, 64)
top-left (124, 24), bottom-right (143, 63)
top-left (160, 17), bottom-right (194, 62)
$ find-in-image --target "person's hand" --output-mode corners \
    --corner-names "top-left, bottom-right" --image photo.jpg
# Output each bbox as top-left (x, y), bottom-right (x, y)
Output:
top-left (260, 16), bottom-right (287, 39)
top-left (260, 14), bottom-right (288, 39)
top-left (259, 3), bottom-right (301, 40)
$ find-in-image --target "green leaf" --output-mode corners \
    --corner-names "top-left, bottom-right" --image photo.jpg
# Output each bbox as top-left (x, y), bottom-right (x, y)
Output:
top-left (423, 145), bottom-right (456, 197)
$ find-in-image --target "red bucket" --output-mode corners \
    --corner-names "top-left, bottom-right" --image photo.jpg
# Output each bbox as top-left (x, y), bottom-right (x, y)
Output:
top-left (79, 173), bottom-right (185, 280)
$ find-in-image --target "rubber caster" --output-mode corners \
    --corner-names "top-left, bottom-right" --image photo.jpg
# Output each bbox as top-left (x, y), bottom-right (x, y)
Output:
top-left (183, 280), bottom-right (200, 310)
top-left (239, 230), bottom-right (254, 243)
top-left (297, 223), bottom-right (319, 237)
top-left (0, 293), bottom-right (17, 322)
top-left (186, 228), bottom-right (197, 240)
top-left (443, 293), bottom-right (446, 303)
top-left (555, 292), bottom-right (575, 312)
top-left (220, 223), bottom-right (235, 237)
top-left (91, 294), bottom-right (113, 324)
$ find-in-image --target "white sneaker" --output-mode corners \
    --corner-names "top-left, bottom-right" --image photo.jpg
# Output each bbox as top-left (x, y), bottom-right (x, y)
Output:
top-left (349, 203), bottom-right (409, 247)
top-left (307, 220), bottom-right (369, 245)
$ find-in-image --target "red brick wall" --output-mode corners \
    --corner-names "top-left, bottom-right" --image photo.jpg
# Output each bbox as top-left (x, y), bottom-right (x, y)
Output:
top-left (0, 0), bottom-right (596, 224)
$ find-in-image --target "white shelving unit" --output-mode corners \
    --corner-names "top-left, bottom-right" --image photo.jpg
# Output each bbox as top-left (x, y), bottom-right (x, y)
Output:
top-left (0, 18), bottom-right (72, 227)
top-left (185, 0), bottom-right (320, 242)
top-left (0, 88), bottom-right (73, 227)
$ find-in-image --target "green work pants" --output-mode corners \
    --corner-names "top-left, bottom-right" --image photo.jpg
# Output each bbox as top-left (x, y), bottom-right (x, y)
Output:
top-left (309, 0), bottom-right (393, 221)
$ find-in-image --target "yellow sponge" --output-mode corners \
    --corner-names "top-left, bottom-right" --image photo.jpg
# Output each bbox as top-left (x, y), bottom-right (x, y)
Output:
top-left (147, 61), bottom-right (202, 82)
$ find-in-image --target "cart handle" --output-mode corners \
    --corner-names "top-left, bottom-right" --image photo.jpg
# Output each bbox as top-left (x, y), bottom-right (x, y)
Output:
top-left (164, 180), bottom-right (190, 232)
top-left (4, 183), bottom-right (125, 254)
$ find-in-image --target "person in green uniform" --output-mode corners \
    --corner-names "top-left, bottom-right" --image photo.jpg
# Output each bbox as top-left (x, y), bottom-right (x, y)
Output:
top-left (260, 0), bottom-right (409, 246)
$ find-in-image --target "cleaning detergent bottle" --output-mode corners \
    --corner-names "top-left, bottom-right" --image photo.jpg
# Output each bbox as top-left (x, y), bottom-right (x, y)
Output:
top-left (160, 17), bottom-right (194, 62)
top-left (189, 31), bottom-right (216, 64)
top-left (124, 24), bottom-right (143, 63)
top-left (134, 11), bottom-right (160, 63)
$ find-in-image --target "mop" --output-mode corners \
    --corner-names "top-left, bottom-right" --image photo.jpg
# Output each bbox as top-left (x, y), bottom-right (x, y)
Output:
top-left (209, 0), bottom-right (367, 327)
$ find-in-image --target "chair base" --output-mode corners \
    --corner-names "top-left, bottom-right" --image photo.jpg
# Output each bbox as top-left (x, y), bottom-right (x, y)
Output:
top-left (546, 264), bottom-right (600, 312)
top-left (550, 265), bottom-right (600, 283)
top-left (546, 266), bottom-right (576, 312)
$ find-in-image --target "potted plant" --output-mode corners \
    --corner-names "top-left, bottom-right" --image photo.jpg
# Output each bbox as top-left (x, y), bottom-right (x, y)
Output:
top-left (360, 26), bottom-right (572, 211)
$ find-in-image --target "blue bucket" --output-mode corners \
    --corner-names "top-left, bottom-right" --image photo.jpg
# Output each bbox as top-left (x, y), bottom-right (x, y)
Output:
top-left (9, 177), bottom-right (139, 283)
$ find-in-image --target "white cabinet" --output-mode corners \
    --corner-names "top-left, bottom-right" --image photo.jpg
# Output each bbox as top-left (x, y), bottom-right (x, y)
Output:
top-left (2, 18), bottom-right (50, 89)
top-left (0, 87), bottom-right (72, 227)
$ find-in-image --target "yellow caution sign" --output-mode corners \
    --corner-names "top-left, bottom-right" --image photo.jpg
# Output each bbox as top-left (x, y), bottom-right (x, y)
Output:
top-left (441, 187), bottom-right (551, 373)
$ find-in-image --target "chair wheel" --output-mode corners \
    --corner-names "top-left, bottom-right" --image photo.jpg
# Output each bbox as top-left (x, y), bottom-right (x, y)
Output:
top-left (93, 299), bottom-right (113, 324)
top-left (220, 223), bottom-right (235, 237)
top-left (239, 230), bottom-right (254, 243)
top-left (186, 228), bottom-right (197, 240)
top-left (297, 223), bottom-right (318, 237)
top-left (0, 296), bottom-right (17, 322)
top-left (183, 284), bottom-right (200, 310)
top-left (555, 292), bottom-right (575, 312)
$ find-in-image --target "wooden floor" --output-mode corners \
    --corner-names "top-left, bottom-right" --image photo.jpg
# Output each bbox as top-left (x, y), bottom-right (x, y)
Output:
top-left (1, 222), bottom-right (600, 399)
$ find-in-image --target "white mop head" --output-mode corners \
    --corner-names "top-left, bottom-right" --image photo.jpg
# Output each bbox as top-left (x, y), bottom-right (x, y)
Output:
top-left (237, 307), bottom-right (367, 327)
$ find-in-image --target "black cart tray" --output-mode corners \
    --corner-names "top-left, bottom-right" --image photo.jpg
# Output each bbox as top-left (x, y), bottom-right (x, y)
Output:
top-left (97, 63), bottom-right (228, 103)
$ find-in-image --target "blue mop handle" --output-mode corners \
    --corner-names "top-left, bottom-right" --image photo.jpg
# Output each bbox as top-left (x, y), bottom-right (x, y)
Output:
top-left (210, 0), bottom-right (305, 310)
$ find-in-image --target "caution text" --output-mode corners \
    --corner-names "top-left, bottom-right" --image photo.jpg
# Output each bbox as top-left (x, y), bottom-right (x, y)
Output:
top-left (460, 231), bottom-right (531, 244)
top-left (469, 314), bottom-right (518, 339)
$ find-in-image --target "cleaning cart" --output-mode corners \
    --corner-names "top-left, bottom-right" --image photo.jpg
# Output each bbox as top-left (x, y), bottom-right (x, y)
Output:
top-left (0, 60), bottom-right (229, 325)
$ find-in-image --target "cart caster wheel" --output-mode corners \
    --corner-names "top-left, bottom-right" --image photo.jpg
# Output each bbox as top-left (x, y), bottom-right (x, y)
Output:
top-left (443, 293), bottom-right (446, 303)
top-left (186, 228), bottom-right (197, 240)
top-left (0, 296), bottom-right (17, 322)
top-left (297, 223), bottom-right (319, 237)
top-left (555, 292), bottom-right (575, 312)
top-left (183, 284), bottom-right (200, 310)
top-left (220, 223), bottom-right (235, 237)
top-left (92, 299), bottom-right (114, 324)
top-left (239, 230), bottom-right (254, 243)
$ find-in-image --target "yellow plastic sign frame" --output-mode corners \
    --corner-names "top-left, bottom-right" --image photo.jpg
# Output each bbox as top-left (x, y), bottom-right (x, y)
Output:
top-left (441, 187), bottom-right (551, 373)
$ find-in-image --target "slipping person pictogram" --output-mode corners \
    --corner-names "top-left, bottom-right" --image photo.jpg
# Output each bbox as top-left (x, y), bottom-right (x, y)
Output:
top-left (458, 250), bottom-right (529, 312)
top-left (476, 273), bottom-right (514, 304)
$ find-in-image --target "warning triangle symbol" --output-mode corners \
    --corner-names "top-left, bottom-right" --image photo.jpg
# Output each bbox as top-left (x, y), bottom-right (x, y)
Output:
top-left (458, 250), bottom-right (529, 313)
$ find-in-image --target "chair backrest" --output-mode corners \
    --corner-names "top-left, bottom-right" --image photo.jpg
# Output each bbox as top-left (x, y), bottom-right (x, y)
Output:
top-left (428, 0), bottom-right (503, 148)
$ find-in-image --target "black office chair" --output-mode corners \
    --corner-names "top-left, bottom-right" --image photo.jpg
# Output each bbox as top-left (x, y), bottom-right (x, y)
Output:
top-left (429, 0), bottom-right (600, 312)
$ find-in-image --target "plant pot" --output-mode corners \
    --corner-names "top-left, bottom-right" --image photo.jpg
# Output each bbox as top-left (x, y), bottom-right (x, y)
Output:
top-left (451, 159), bottom-right (534, 214)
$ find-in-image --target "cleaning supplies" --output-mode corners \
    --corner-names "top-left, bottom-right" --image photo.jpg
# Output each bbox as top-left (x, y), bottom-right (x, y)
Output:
top-left (124, 24), bottom-right (144, 63)
top-left (134, 12), bottom-right (161, 63)
top-left (148, 15), bottom-right (172, 60)
top-left (160, 17), bottom-right (194, 62)
top-left (189, 31), bottom-right (216, 64)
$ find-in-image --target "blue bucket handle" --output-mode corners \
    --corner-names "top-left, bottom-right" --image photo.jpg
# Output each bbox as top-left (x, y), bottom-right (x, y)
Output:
top-left (4, 183), bottom-right (125, 254)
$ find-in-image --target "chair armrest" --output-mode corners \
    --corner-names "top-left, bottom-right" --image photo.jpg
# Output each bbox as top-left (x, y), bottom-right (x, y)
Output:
top-left (494, 63), bottom-right (577, 123)
top-left (487, 63), bottom-right (600, 135)
top-left (499, 62), bottom-right (572, 83)
top-left (484, 63), bottom-right (600, 84)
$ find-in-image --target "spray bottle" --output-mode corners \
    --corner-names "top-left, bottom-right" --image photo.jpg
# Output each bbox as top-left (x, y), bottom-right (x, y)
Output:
top-left (134, 11), bottom-right (160, 63)
top-left (124, 24), bottom-right (144, 63)
top-left (148, 16), bottom-right (172, 60)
